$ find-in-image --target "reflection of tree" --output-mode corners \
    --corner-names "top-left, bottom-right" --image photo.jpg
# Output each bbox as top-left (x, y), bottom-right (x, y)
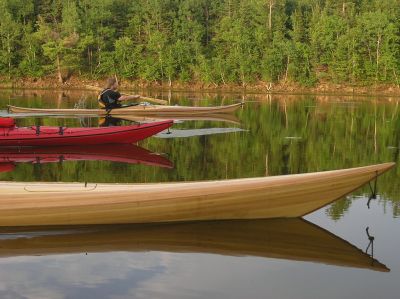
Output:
top-left (325, 198), bottom-right (352, 221)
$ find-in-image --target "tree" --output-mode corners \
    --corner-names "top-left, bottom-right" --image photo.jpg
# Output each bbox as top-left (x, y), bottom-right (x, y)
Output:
top-left (309, 12), bottom-right (346, 78)
top-left (355, 11), bottom-right (398, 82)
top-left (0, 0), bottom-right (398, 87)
top-left (36, 0), bottom-right (81, 83)
top-left (114, 36), bottom-right (139, 79)
top-left (0, 0), bottom-right (20, 78)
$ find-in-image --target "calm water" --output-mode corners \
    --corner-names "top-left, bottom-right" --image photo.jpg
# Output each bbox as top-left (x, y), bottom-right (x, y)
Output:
top-left (0, 90), bottom-right (399, 299)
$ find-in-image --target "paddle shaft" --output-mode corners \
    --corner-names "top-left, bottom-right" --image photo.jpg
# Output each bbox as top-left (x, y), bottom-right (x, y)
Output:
top-left (85, 85), bottom-right (168, 105)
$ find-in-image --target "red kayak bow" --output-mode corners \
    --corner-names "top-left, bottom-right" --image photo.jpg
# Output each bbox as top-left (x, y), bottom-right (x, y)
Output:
top-left (0, 118), bottom-right (173, 146)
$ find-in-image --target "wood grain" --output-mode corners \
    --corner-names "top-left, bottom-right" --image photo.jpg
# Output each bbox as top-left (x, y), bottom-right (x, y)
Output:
top-left (0, 163), bottom-right (394, 226)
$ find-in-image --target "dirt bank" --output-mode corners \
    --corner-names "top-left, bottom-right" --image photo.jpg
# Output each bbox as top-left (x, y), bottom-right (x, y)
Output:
top-left (1, 75), bottom-right (400, 97)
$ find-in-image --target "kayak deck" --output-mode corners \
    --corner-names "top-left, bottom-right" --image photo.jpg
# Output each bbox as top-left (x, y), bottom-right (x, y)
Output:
top-left (0, 162), bottom-right (394, 226)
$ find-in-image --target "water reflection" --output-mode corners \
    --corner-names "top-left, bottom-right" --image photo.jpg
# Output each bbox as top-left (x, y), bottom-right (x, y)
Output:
top-left (0, 91), bottom-right (399, 217)
top-left (99, 116), bottom-right (123, 127)
top-left (0, 90), bottom-right (399, 298)
top-left (155, 127), bottom-right (247, 138)
top-left (0, 218), bottom-right (388, 272)
top-left (114, 113), bottom-right (241, 125)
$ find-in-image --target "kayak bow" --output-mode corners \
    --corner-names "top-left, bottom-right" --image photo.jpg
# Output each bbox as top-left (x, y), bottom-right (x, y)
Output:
top-left (0, 119), bottom-right (173, 146)
top-left (0, 162), bottom-right (394, 226)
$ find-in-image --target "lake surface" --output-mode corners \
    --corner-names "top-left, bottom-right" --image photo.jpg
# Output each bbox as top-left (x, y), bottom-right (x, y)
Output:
top-left (0, 90), bottom-right (399, 299)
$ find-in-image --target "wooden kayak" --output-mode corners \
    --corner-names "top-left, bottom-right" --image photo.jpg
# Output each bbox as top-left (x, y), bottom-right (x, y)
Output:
top-left (8, 102), bottom-right (242, 116)
top-left (0, 218), bottom-right (389, 272)
top-left (0, 144), bottom-right (173, 170)
top-left (0, 163), bottom-right (394, 226)
top-left (0, 119), bottom-right (173, 146)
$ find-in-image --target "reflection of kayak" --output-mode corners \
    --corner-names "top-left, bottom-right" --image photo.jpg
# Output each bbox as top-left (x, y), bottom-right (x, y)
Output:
top-left (0, 144), bottom-right (173, 171)
top-left (114, 113), bottom-right (241, 125)
top-left (8, 103), bottom-right (242, 116)
top-left (0, 163), bottom-right (14, 173)
top-left (155, 128), bottom-right (247, 138)
top-left (0, 163), bottom-right (394, 226)
top-left (0, 218), bottom-right (389, 272)
top-left (0, 118), bottom-right (172, 146)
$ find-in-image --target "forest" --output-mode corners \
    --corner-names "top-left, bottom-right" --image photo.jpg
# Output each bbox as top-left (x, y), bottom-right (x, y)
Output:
top-left (0, 0), bottom-right (399, 87)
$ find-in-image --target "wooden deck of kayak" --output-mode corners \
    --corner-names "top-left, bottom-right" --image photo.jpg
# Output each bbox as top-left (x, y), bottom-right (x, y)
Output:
top-left (0, 218), bottom-right (389, 272)
top-left (0, 163), bottom-right (394, 227)
top-left (8, 102), bottom-right (242, 116)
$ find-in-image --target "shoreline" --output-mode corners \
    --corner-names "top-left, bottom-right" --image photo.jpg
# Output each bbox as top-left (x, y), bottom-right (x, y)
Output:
top-left (1, 75), bottom-right (400, 98)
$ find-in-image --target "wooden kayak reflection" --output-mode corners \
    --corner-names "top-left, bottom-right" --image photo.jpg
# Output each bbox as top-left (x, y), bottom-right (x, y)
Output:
top-left (0, 218), bottom-right (389, 272)
top-left (0, 163), bottom-right (394, 226)
top-left (113, 113), bottom-right (241, 125)
top-left (0, 144), bottom-right (173, 171)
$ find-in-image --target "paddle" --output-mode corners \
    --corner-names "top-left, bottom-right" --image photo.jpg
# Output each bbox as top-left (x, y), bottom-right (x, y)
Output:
top-left (85, 85), bottom-right (168, 105)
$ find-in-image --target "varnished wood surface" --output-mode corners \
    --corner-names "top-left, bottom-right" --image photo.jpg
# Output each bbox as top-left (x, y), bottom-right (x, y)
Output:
top-left (8, 103), bottom-right (242, 116)
top-left (0, 219), bottom-right (389, 272)
top-left (0, 163), bottom-right (394, 226)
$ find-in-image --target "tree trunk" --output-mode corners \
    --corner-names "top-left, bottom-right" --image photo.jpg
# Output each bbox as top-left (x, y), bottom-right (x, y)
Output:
top-left (284, 55), bottom-right (290, 81)
top-left (7, 33), bottom-right (11, 79)
top-left (376, 35), bottom-right (381, 81)
top-left (351, 37), bottom-right (356, 83)
top-left (88, 48), bottom-right (93, 75)
top-left (393, 69), bottom-right (399, 87)
top-left (56, 54), bottom-right (63, 84)
top-left (220, 72), bottom-right (226, 85)
top-left (205, 6), bottom-right (209, 45)
top-left (268, 1), bottom-right (274, 30)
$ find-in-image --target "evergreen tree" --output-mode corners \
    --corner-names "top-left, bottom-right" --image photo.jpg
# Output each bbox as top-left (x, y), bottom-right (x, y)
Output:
top-left (0, 0), bottom-right (398, 87)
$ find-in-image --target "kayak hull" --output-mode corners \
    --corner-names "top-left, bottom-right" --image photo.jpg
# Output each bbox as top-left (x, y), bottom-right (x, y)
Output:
top-left (0, 163), bottom-right (394, 226)
top-left (8, 103), bottom-right (242, 116)
top-left (0, 120), bottom-right (173, 146)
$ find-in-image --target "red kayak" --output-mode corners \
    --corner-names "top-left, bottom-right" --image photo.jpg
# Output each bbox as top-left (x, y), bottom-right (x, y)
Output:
top-left (0, 144), bottom-right (173, 172)
top-left (0, 118), bottom-right (172, 146)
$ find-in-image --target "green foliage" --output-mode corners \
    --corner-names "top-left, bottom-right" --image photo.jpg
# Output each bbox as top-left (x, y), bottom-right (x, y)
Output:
top-left (0, 0), bottom-right (21, 77)
top-left (0, 0), bottom-right (398, 86)
top-left (114, 37), bottom-right (138, 78)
